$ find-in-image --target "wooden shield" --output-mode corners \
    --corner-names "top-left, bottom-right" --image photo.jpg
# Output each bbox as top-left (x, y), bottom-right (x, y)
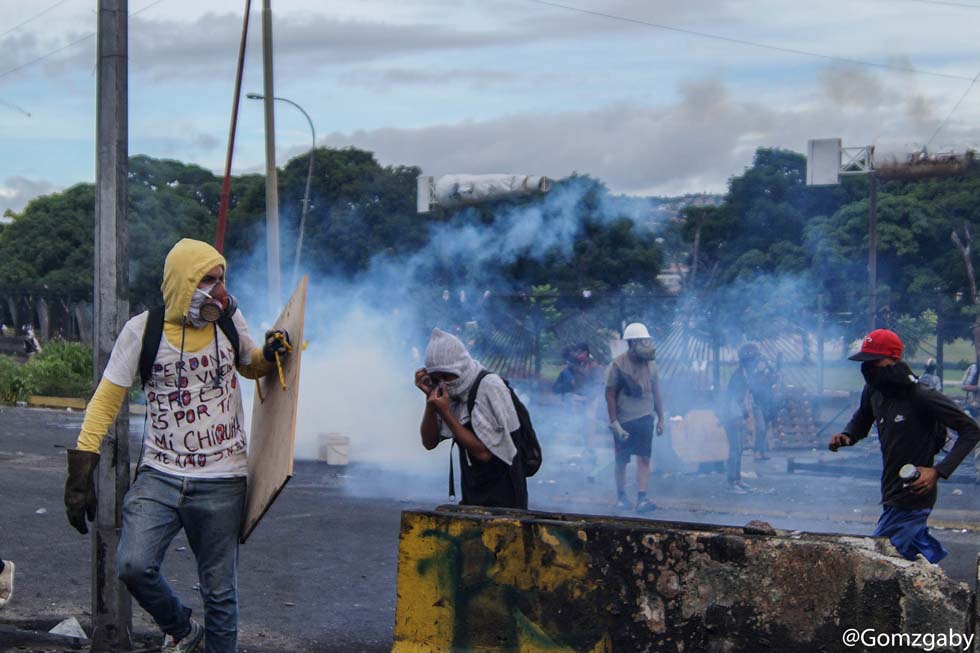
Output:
top-left (241, 276), bottom-right (307, 542)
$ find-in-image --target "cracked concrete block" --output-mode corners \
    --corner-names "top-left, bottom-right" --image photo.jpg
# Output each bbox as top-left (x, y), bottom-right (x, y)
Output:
top-left (392, 506), bottom-right (975, 653)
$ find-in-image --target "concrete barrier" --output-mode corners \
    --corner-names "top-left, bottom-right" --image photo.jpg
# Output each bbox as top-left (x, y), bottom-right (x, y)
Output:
top-left (392, 506), bottom-right (976, 653)
top-left (26, 395), bottom-right (87, 410)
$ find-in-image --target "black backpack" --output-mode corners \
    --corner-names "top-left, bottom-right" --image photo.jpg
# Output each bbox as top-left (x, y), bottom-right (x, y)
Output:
top-left (138, 306), bottom-right (240, 388)
top-left (467, 370), bottom-right (543, 476)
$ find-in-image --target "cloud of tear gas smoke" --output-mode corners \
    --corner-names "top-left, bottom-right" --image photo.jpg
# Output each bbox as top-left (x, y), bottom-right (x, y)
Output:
top-left (231, 178), bottom-right (621, 481)
top-left (227, 176), bottom-right (878, 523)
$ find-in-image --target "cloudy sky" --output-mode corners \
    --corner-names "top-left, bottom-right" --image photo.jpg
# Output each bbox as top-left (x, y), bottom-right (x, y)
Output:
top-left (2, 0), bottom-right (979, 213)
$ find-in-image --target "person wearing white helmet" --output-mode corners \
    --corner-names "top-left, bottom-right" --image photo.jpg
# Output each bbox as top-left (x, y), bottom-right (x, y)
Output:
top-left (604, 322), bottom-right (665, 512)
top-left (919, 359), bottom-right (942, 392)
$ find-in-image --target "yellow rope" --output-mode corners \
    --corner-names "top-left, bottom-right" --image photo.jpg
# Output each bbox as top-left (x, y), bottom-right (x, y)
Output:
top-left (274, 332), bottom-right (294, 390)
top-left (257, 332), bottom-right (295, 402)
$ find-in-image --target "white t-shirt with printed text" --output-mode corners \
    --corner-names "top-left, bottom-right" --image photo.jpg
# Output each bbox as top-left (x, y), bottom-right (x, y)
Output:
top-left (103, 311), bottom-right (257, 478)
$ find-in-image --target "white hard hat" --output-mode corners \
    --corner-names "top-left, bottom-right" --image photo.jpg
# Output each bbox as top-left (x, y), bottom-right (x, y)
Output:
top-left (623, 322), bottom-right (651, 340)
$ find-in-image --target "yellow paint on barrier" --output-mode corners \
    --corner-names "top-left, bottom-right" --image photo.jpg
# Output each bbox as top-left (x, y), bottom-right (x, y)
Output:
top-left (391, 507), bottom-right (975, 653)
top-left (392, 509), bottom-right (608, 653)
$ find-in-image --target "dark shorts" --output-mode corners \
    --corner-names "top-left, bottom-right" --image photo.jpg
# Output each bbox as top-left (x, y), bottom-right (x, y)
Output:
top-left (613, 415), bottom-right (654, 464)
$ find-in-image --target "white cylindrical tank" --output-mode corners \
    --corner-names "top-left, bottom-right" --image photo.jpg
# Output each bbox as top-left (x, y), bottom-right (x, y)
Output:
top-left (418, 174), bottom-right (551, 212)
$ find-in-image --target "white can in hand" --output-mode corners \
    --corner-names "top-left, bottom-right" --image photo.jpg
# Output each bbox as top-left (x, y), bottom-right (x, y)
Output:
top-left (900, 463), bottom-right (920, 487)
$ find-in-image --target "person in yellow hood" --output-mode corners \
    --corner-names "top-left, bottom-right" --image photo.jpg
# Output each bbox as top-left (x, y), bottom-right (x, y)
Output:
top-left (64, 238), bottom-right (289, 653)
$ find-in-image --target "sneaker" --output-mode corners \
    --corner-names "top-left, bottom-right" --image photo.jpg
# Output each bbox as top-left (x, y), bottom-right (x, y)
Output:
top-left (162, 619), bottom-right (204, 653)
top-left (635, 499), bottom-right (657, 513)
top-left (615, 496), bottom-right (630, 509)
top-left (0, 560), bottom-right (14, 607)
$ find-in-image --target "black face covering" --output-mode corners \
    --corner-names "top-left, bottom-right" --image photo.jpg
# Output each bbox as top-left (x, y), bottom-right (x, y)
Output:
top-left (861, 360), bottom-right (915, 395)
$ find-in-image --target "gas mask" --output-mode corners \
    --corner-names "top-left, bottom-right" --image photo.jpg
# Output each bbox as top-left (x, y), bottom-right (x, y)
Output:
top-left (188, 283), bottom-right (238, 327)
top-left (629, 339), bottom-right (656, 362)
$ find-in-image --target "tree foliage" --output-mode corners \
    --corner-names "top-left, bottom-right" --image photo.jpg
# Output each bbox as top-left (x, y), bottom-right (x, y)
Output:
top-left (681, 146), bottom-right (980, 347)
top-left (0, 150), bottom-right (666, 313)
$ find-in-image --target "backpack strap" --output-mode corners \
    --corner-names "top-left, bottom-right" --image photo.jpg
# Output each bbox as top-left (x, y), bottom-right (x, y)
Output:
top-left (448, 370), bottom-right (494, 501)
top-left (448, 439), bottom-right (457, 501)
top-left (216, 312), bottom-right (241, 369)
top-left (138, 308), bottom-right (241, 388)
top-left (466, 370), bottom-right (493, 417)
top-left (139, 307), bottom-right (166, 388)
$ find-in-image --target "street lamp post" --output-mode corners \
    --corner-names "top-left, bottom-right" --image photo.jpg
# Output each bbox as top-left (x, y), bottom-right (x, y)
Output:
top-left (247, 93), bottom-right (315, 286)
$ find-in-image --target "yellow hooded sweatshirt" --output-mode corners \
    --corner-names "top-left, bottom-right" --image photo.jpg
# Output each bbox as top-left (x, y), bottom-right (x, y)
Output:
top-left (76, 238), bottom-right (273, 453)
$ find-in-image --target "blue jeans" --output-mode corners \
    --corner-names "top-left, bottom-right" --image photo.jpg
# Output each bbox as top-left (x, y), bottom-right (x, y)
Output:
top-left (117, 468), bottom-right (246, 653)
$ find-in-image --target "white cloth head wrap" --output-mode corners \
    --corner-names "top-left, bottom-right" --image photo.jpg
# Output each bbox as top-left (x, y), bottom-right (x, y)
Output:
top-left (424, 328), bottom-right (518, 465)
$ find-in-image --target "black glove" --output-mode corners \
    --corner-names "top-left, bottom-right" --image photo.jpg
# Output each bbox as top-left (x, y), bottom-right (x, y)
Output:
top-left (65, 449), bottom-right (100, 535)
top-left (263, 329), bottom-right (291, 362)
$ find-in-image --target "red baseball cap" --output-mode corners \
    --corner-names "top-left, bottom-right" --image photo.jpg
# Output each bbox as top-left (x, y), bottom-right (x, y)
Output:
top-left (848, 329), bottom-right (903, 361)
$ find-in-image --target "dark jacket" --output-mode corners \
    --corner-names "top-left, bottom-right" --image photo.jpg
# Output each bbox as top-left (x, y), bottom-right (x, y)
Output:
top-left (842, 361), bottom-right (980, 510)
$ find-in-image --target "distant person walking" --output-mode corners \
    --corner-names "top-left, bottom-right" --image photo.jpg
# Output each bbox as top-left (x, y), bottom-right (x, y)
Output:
top-left (829, 329), bottom-right (980, 563)
top-left (605, 322), bottom-right (665, 512)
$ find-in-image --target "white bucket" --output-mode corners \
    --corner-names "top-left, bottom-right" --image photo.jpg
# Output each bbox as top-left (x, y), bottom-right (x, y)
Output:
top-left (319, 433), bottom-right (351, 466)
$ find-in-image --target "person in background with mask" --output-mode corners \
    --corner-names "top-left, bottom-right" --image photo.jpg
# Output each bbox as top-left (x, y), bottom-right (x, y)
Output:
top-left (919, 358), bottom-right (942, 392)
top-left (64, 239), bottom-right (290, 653)
top-left (605, 322), bottom-right (665, 512)
top-left (416, 328), bottom-right (528, 509)
top-left (829, 329), bottom-right (979, 563)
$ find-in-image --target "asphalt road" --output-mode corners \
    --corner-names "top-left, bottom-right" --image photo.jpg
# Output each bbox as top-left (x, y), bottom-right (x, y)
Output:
top-left (2, 406), bottom-right (980, 652)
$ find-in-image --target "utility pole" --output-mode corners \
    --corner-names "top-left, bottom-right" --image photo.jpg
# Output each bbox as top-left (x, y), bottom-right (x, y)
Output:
top-left (817, 293), bottom-right (825, 394)
top-left (868, 173), bottom-right (878, 331)
top-left (92, 0), bottom-right (132, 649)
top-left (262, 0), bottom-right (281, 310)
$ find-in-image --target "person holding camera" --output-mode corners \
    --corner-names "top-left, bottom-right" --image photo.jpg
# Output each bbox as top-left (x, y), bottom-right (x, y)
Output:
top-left (416, 328), bottom-right (527, 509)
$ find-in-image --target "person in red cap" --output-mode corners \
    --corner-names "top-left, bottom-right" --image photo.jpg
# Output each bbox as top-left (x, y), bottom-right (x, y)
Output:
top-left (828, 329), bottom-right (980, 563)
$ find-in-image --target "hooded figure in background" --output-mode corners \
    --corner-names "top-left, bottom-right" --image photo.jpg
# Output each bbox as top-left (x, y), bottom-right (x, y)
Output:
top-left (64, 238), bottom-right (290, 653)
top-left (415, 328), bottom-right (527, 509)
top-left (605, 322), bottom-right (665, 513)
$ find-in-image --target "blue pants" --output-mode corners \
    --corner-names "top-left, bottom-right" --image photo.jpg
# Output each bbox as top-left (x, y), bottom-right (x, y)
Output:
top-left (117, 468), bottom-right (246, 653)
top-left (872, 506), bottom-right (947, 564)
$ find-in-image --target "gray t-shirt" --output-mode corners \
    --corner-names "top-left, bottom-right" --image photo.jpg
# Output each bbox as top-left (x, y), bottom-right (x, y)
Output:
top-left (606, 361), bottom-right (659, 423)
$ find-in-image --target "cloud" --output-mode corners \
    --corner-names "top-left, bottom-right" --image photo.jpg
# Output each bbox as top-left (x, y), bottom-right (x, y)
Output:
top-left (818, 66), bottom-right (885, 109)
top-left (309, 72), bottom-right (976, 196)
top-left (124, 12), bottom-right (547, 81)
top-left (0, 177), bottom-right (60, 214)
top-left (336, 67), bottom-right (525, 91)
top-left (1, 1), bottom-right (741, 83)
top-left (192, 132), bottom-right (222, 152)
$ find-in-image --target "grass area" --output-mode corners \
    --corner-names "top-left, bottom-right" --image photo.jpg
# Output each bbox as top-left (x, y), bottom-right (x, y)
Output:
top-left (913, 338), bottom-right (977, 368)
top-left (0, 341), bottom-right (93, 402)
